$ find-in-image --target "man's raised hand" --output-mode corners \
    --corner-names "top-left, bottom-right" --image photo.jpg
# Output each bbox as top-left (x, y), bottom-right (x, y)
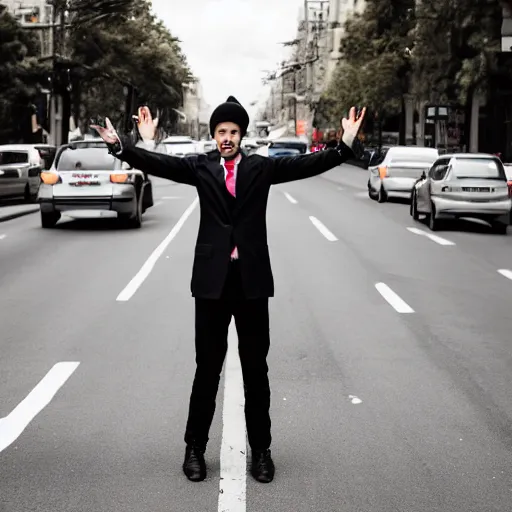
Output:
top-left (338, 106), bottom-right (366, 148)
top-left (132, 106), bottom-right (159, 142)
top-left (90, 117), bottom-right (120, 144)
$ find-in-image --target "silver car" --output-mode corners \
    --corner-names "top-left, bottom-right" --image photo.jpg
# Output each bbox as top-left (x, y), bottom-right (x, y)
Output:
top-left (410, 153), bottom-right (511, 233)
top-left (37, 140), bottom-right (153, 228)
top-left (0, 144), bottom-right (56, 201)
top-left (368, 146), bottom-right (439, 202)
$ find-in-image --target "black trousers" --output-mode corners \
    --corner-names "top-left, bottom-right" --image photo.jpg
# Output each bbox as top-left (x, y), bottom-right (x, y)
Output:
top-left (184, 261), bottom-right (271, 450)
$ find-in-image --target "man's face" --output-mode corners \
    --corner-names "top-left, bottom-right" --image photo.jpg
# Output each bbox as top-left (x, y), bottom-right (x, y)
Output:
top-left (214, 122), bottom-right (241, 158)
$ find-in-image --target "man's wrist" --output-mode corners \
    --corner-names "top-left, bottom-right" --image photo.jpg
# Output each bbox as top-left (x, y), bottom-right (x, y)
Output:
top-left (341, 131), bottom-right (355, 148)
top-left (335, 136), bottom-right (364, 159)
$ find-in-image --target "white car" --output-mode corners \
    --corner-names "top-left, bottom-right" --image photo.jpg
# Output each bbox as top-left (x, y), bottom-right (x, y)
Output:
top-left (368, 146), bottom-right (439, 202)
top-left (410, 153), bottom-right (511, 233)
top-left (162, 136), bottom-right (200, 157)
top-left (0, 144), bottom-right (56, 201)
top-left (37, 139), bottom-right (153, 228)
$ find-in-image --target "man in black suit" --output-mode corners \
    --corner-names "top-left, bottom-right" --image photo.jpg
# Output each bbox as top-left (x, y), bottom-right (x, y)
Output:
top-left (92, 98), bottom-right (366, 484)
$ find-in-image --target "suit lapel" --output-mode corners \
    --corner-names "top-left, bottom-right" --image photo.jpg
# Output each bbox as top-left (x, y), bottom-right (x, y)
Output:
top-left (205, 151), bottom-right (233, 220)
top-left (235, 154), bottom-right (261, 212)
top-left (205, 150), bottom-right (261, 217)
top-left (207, 150), bottom-right (227, 189)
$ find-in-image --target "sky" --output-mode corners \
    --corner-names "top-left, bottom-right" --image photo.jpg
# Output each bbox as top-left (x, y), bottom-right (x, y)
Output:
top-left (151, 0), bottom-right (304, 120)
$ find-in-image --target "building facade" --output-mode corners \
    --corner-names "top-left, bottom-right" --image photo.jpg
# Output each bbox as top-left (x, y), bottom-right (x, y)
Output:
top-left (257, 0), bottom-right (365, 141)
top-left (2, 0), bottom-right (54, 57)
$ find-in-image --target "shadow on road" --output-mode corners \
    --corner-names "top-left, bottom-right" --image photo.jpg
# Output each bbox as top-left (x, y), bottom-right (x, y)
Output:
top-left (414, 216), bottom-right (508, 235)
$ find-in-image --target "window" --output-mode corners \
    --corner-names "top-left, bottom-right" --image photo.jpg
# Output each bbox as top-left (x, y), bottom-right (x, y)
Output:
top-left (0, 151), bottom-right (29, 165)
top-left (270, 142), bottom-right (307, 154)
top-left (56, 148), bottom-right (116, 171)
top-left (369, 147), bottom-right (389, 166)
top-left (268, 147), bottom-right (301, 158)
top-left (429, 159), bottom-right (449, 180)
top-left (452, 158), bottom-right (506, 179)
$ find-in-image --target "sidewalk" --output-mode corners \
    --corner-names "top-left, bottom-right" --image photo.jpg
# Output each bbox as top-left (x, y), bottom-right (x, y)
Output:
top-left (0, 204), bottom-right (40, 223)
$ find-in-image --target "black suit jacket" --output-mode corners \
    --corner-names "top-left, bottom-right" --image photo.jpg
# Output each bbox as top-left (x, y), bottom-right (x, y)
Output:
top-left (116, 141), bottom-right (359, 299)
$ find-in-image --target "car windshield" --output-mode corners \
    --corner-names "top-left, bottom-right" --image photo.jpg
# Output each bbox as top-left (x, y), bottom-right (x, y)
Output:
top-left (270, 142), bottom-right (307, 154)
top-left (56, 148), bottom-right (116, 171)
top-left (268, 147), bottom-right (301, 158)
top-left (453, 158), bottom-right (505, 179)
top-left (0, 151), bottom-right (29, 165)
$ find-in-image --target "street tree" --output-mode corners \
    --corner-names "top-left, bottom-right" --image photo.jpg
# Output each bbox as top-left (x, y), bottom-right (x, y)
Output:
top-left (0, 6), bottom-right (50, 143)
top-left (410, 0), bottom-right (508, 149)
top-left (321, 0), bottom-right (416, 144)
top-left (66, 0), bottom-right (192, 134)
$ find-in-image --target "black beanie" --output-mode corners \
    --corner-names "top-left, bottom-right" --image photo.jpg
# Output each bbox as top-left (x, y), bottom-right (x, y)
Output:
top-left (209, 96), bottom-right (249, 137)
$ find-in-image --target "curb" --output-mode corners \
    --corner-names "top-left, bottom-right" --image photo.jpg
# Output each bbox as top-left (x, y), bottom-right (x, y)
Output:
top-left (0, 207), bottom-right (40, 223)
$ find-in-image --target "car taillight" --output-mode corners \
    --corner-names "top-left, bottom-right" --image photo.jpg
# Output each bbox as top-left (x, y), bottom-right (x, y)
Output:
top-left (508, 181), bottom-right (512, 198)
top-left (110, 173), bottom-right (134, 184)
top-left (40, 171), bottom-right (60, 185)
top-left (378, 165), bottom-right (388, 179)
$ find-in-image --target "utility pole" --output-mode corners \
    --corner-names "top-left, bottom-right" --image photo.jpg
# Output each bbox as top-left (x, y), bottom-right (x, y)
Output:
top-left (293, 70), bottom-right (298, 135)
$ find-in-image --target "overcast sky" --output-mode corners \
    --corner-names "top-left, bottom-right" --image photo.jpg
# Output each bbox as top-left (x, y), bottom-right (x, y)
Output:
top-left (151, 0), bottom-right (304, 118)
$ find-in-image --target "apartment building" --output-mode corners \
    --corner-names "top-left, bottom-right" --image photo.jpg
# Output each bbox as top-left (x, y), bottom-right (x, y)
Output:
top-left (2, 0), bottom-right (54, 57)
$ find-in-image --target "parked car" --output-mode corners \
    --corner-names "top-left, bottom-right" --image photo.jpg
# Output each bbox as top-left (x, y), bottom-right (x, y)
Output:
top-left (368, 146), bottom-right (439, 202)
top-left (0, 144), bottom-right (56, 202)
top-left (268, 137), bottom-right (309, 155)
top-left (410, 153), bottom-right (511, 233)
top-left (37, 139), bottom-right (153, 228)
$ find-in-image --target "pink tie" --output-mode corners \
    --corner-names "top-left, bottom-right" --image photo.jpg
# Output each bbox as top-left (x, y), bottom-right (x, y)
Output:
top-left (224, 160), bottom-right (238, 259)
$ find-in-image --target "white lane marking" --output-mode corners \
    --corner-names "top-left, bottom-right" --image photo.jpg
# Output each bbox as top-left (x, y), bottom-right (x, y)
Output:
top-left (498, 269), bottom-right (512, 281)
top-left (375, 283), bottom-right (414, 313)
top-left (407, 227), bottom-right (455, 246)
top-left (283, 192), bottom-right (297, 204)
top-left (309, 216), bottom-right (338, 241)
top-left (0, 234), bottom-right (6, 240)
top-left (117, 197), bottom-right (198, 301)
top-left (349, 395), bottom-right (363, 405)
top-left (0, 362), bottom-right (80, 453)
top-left (219, 322), bottom-right (246, 512)
top-left (337, 186), bottom-right (344, 191)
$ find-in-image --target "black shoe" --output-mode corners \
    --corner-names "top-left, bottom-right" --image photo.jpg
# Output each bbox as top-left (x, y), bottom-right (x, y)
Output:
top-left (183, 445), bottom-right (206, 482)
top-left (251, 449), bottom-right (275, 483)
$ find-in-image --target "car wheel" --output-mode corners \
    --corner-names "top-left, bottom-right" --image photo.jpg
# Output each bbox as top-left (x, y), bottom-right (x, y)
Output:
top-left (368, 180), bottom-right (377, 200)
top-left (24, 184), bottom-right (33, 203)
top-left (428, 202), bottom-right (439, 231)
top-left (411, 191), bottom-right (419, 220)
top-left (377, 185), bottom-right (387, 203)
top-left (491, 221), bottom-right (508, 235)
top-left (41, 211), bottom-right (60, 228)
top-left (121, 195), bottom-right (142, 229)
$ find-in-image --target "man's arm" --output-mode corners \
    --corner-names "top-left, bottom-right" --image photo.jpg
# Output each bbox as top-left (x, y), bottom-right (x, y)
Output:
top-left (109, 136), bottom-right (197, 186)
top-left (270, 136), bottom-right (364, 185)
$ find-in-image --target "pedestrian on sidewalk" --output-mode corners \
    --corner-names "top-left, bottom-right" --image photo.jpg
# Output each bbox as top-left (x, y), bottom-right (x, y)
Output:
top-left (91, 96), bottom-right (366, 484)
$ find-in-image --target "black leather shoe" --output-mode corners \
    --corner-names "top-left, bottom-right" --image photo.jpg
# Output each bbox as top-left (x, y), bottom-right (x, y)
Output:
top-left (183, 445), bottom-right (206, 482)
top-left (251, 449), bottom-right (275, 483)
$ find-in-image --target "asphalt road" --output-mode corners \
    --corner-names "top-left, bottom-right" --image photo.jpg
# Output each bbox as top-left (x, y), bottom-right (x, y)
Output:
top-left (1, 167), bottom-right (512, 511)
